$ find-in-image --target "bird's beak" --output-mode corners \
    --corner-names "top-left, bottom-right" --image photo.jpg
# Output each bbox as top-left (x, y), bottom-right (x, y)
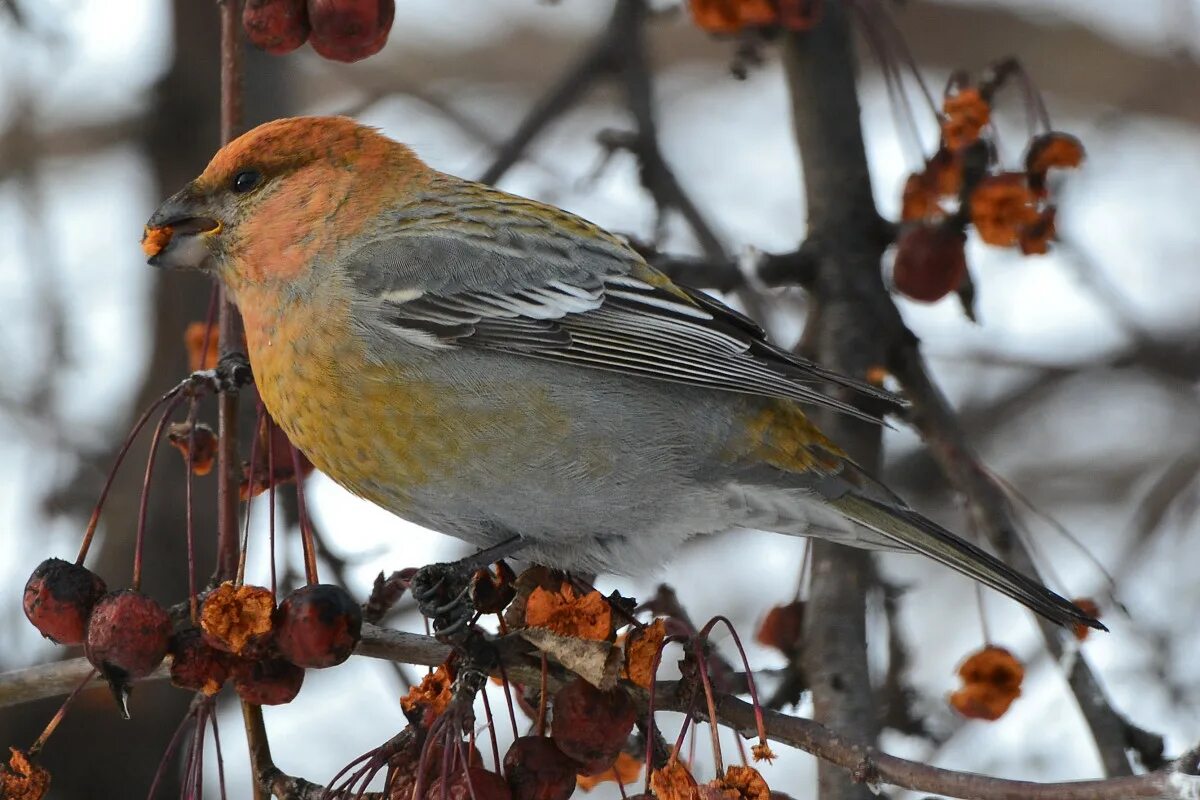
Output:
top-left (143, 186), bottom-right (222, 271)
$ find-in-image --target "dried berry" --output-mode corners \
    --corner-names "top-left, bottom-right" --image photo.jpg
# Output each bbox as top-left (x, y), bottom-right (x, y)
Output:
top-left (275, 583), bottom-right (362, 668)
top-left (1, 748), bottom-right (50, 800)
top-left (169, 627), bottom-right (231, 696)
top-left (427, 768), bottom-right (512, 800)
top-left (649, 759), bottom-right (698, 800)
top-left (23, 558), bottom-right (107, 645)
top-left (244, 0), bottom-right (310, 54)
top-left (233, 657), bottom-right (305, 705)
top-left (755, 601), bottom-right (804, 656)
top-left (308, 0), bottom-right (394, 63)
top-left (471, 561), bottom-right (517, 615)
top-left (1070, 597), bottom-right (1102, 642)
top-left (551, 679), bottom-right (637, 775)
top-left (949, 645), bottom-right (1024, 721)
top-left (623, 618), bottom-right (666, 690)
top-left (183, 321), bottom-right (219, 372)
top-left (576, 752), bottom-right (643, 792)
top-left (85, 590), bottom-right (171, 684)
top-left (891, 223), bottom-right (968, 303)
top-left (400, 664), bottom-right (453, 728)
top-left (200, 582), bottom-right (275, 655)
top-left (167, 421), bottom-right (217, 476)
top-left (503, 737), bottom-right (577, 800)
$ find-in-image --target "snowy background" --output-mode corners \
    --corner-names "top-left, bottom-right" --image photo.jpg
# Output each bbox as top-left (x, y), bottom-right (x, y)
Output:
top-left (1, 0), bottom-right (1199, 797)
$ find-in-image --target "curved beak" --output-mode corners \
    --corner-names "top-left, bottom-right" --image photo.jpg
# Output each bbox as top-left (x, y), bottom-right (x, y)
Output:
top-left (143, 186), bottom-right (221, 271)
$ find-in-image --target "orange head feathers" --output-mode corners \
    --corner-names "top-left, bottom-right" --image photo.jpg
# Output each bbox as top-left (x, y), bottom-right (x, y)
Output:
top-left (144, 116), bottom-right (427, 288)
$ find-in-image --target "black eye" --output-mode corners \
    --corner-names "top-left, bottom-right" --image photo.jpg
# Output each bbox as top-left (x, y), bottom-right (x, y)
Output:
top-left (231, 169), bottom-right (262, 194)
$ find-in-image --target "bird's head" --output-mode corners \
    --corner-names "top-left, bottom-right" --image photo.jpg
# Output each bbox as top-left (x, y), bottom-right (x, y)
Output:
top-left (143, 116), bottom-right (421, 293)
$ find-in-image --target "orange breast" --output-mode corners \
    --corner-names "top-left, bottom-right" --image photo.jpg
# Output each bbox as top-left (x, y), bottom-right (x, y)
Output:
top-left (237, 286), bottom-right (570, 514)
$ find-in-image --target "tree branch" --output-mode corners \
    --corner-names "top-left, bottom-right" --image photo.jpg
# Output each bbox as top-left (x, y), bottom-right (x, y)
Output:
top-left (781, 4), bottom-right (901, 798)
top-left (4, 624), bottom-right (1195, 800)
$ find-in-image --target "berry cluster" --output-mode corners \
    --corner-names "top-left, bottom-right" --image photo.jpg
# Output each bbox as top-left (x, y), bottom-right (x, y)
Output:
top-left (892, 61), bottom-right (1085, 308)
top-left (243, 0), bottom-right (395, 62)
top-left (23, 560), bottom-right (362, 710)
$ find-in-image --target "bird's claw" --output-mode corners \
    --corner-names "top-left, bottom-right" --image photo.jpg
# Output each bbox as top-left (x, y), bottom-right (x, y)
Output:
top-left (410, 561), bottom-right (476, 638)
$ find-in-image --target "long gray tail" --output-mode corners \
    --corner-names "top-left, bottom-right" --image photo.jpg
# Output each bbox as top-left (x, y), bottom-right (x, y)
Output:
top-left (830, 493), bottom-right (1104, 631)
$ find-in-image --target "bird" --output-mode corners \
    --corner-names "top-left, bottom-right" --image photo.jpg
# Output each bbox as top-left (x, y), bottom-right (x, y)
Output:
top-left (143, 115), bottom-right (1100, 632)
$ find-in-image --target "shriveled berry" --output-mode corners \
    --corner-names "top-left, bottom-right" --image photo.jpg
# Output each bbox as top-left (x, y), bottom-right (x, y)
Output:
top-left (428, 767), bottom-right (512, 800)
top-left (233, 657), bottom-right (305, 705)
top-left (891, 223), bottom-right (967, 303)
top-left (23, 558), bottom-right (107, 645)
top-left (200, 581), bottom-right (275, 655)
top-left (307, 0), bottom-right (394, 62)
top-left (503, 737), bottom-right (577, 800)
top-left (243, 0), bottom-right (310, 54)
top-left (85, 590), bottom-right (171, 683)
top-left (551, 679), bottom-right (637, 775)
top-left (275, 583), bottom-right (362, 668)
top-left (388, 736), bottom-right (483, 799)
top-left (471, 561), bottom-right (517, 615)
top-left (169, 627), bottom-right (231, 696)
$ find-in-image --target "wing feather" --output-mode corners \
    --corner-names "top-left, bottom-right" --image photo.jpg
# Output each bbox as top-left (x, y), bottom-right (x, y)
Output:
top-left (348, 176), bottom-right (903, 421)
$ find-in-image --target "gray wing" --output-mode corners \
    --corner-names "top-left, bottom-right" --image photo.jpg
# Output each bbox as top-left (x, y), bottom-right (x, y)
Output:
top-left (345, 178), bottom-right (901, 421)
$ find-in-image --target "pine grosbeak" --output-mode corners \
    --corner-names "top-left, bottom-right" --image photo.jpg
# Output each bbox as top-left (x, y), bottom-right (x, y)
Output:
top-left (144, 116), bottom-right (1098, 630)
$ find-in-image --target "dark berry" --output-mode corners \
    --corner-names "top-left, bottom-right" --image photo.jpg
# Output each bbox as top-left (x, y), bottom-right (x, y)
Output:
top-left (243, 0), bottom-right (310, 55)
top-left (891, 223), bottom-right (967, 302)
top-left (307, 0), bottom-right (394, 62)
top-left (169, 627), bottom-right (231, 696)
top-left (233, 657), bottom-right (305, 705)
top-left (428, 768), bottom-right (512, 800)
top-left (23, 558), bottom-right (107, 645)
top-left (85, 590), bottom-right (171, 703)
top-left (275, 583), bottom-right (362, 668)
top-left (503, 737), bottom-right (577, 800)
top-left (551, 679), bottom-right (637, 775)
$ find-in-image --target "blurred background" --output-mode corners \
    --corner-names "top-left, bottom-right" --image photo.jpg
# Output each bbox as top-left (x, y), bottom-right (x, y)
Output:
top-left (1, 0), bottom-right (1199, 797)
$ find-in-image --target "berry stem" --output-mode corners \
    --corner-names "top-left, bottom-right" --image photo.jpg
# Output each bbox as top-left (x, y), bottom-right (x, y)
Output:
top-left (536, 653), bottom-right (549, 737)
top-left (75, 381), bottom-right (190, 566)
top-left (147, 702), bottom-right (201, 799)
top-left (479, 681), bottom-right (502, 772)
top-left (291, 444), bottom-right (320, 585)
top-left (496, 661), bottom-right (520, 741)
top-left (691, 636), bottom-right (725, 776)
top-left (184, 396), bottom-right (200, 624)
top-left (132, 393), bottom-right (186, 591)
top-left (211, 700), bottom-right (229, 800)
top-left (237, 406), bottom-right (265, 586)
top-left (28, 667), bottom-right (96, 757)
top-left (266, 413), bottom-right (277, 599)
top-left (697, 616), bottom-right (771, 760)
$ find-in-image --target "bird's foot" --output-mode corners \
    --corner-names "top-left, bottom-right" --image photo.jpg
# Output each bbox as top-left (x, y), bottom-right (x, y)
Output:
top-left (410, 561), bottom-right (476, 639)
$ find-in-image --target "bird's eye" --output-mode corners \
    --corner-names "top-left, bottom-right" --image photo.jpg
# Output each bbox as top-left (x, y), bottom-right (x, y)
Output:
top-left (231, 169), bottom-right (262, 194)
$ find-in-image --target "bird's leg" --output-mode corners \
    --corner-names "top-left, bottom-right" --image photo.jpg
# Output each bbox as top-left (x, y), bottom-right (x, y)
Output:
top-left (410, 535), bottom-right (524, 638)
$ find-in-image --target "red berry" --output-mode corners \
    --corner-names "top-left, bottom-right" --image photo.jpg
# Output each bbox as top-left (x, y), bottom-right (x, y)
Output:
top-left (503, 737), bottom-right (577, 800)
top-left (275, 583), bottom-right (362, 668)
top-left (243, 0), bottom-right (310, 54)
top-left (23, 558), bottom-right (107, 645)
top-left (307, 0), bottom-right (394, 62)
top-left (428, 768), bottom-right (512, 800)
top-left (233, 657), bottom-right (305, 705)
top-left (169, 627), bottom-right (231, 696)
top-left (85, 590), bottom-right (171, 683)
top-left (551, 679), bottom-right (637, 775)
top-left (891, 223), bottom-right (968, 303)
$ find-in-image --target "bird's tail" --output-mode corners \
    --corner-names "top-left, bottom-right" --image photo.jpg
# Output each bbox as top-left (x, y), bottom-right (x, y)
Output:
top-left (829, 492), bottom-right (1104, 632)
